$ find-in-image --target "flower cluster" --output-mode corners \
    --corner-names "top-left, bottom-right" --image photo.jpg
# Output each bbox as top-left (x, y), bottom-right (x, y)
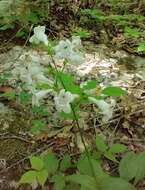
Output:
top-left (28, 26), bottom-right (84, 108)
top-left (54, 36), bottom-right (84, 64)
top-left (13, 62), bottom-right (52, 89)
top-left (29, 26), bottom-right (48, 46)
top-left (13, 61), bottom-right (53, 106)
top-left (18, 25), bottom-right (115, 120)
top-left (12, 26), bottom-right (84, 108)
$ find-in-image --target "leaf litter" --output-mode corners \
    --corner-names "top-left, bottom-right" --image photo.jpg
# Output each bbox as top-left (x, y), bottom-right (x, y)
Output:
top-left (0, 44), bottom-right (145, 189)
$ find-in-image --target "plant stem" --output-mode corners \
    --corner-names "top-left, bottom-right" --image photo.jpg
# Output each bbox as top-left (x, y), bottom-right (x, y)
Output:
top-left (50, 55), bottom-right (99, 187)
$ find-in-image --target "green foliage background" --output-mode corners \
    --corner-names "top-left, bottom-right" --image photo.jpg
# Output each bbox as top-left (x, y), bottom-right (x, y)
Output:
top-left (0, 0), bottom-right (145, 52)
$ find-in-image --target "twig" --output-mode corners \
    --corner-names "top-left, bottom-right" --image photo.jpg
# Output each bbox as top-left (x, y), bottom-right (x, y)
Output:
top-left (0, 135), bottom-right (32, 144)
top-left (128, 109), bottom-right (145, 116)
top-left (108, 117), bottom-right (121, 143)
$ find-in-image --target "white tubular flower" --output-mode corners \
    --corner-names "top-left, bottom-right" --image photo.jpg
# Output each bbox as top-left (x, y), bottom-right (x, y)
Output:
top-left (18, 67), bottom-right (33, 85)
top-left (35, 74), bottom-right (53, 85)
top-left (54, 36), bottom-right (84, 65)
top-left (69, 52), bottom-right (84, 64)
top-left (27, 63), bottom-right (41, 75)
top-left (54, 39), bottom-right (72, 60)
top-left (14, 62), bottom-right (53, 92)
top-left (29, 26), bottom-right (48, 46)
top-left (32, 89), bottom-right (52, 106)
top-left (54, 89), bottom-right (78, 113)
top-left (19, 67), bottom-right (35, 84)
top-left (88, 97), bottom-right (114, 123)
top-left (72, 36), bottom-right (82, 48)
top-left (27, 63), bottom-right (51, 84)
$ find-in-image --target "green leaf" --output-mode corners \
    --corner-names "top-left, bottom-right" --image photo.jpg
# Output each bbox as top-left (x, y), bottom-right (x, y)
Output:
top-left (67, 84), bottom-right (82, 94)
top-left (119, 151), bottom-right (145, 184)
top-left (31, 120), bottom-right (47, 134)
top-left (77, 156), bottom-right (106, 179)
top-left (81, 186), bottom-right (90, 190)
top-left (56, 72), bottom-right (82, 94)
top-left (32, 106), bottom-right (48, 116)
top-left (59, 111), bottom-right (75, 120)
top-left (137, 42), bottom-right (145, 52)
top-left (82, 80), bottom-right (98, 90)
top-left (101, 177), bottom-right (136, 190)
top-left (0, 24), bottom-right (14, 30)
top-left (37, 83), bottom-right (52, 90)
top-left (56, 72), bottom-right (74, 86)
top-left (119, 152), bottom-right (137, 181)
top-left (109, 144), bottom-right (127, 153)
top-left (64, 183), bottom-right (80, 190)
top-left (48, 41), bottom-right (55, 55)
top-left (96, 135), bottom-right (108, 152)
top-left (30, 156), bottom-right (44, 171)
top-left (37, 169), bottom-right (48, 187)
top-left (32, 120), bottom-right (46, 129)
top-left (42, 153), bottom-right (59, 175)
top-left (134, 152), bottom-right (145, 184)
top-left (19, 91), bottom-right (31, 104)
top-left (16, 31), bottom-right (27, 38)
top-left (51, 175), bottom-right (66, 190)
top-left (19, 170), bottom-right (37, 184)
top-left (60, 155), bottom-right (72, 172)
top-left (104, 151), bottom-right (118, 163)
top-left (73, 28), bottom-right (91, 38)
top-left (67, 174), bottom-right (97, 190)
top-left (27, 12), bottom-right (39, 24)
top-left (102, 87), bottom-right (127, 97)
top-left (2, 92), bottom-right (16, 100)
top-left (120, 151), bottom-right (145, 184)
top-left (124, 27), bottom-right (141, 38)
top-left (0, 72), bottom-right (12, 84)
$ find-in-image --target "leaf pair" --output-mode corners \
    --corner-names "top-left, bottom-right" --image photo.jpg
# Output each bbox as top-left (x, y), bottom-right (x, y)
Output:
top-left (20, 156), bottom-right (48, 187)
top-left (96, 135), bottom-right (127, 162)
top-left (20, 153), bottom-right (58, 188)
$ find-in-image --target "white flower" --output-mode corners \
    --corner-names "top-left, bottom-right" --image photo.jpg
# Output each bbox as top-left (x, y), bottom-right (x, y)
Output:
top-left (32, 89), bottom-right (52, 106)
top-left (13, 62), bottom-right (53, 92)
top-left (27, 63), bottom-right (48, 82)
top-left (35, 74), bottom-right (53, 84)
top-left (19, 67), bottom-right (33, 85)
top-left (72, 36), bottom-right (82, 48)
top-left (69, 51), bottom-right (84, 64)
top-left (54, 36), bottom-right (84, 64)
top-left (21, 66), bottom-right (38, 85)
top-left (27, 63), bottom-right (41, 75)
top-left (29, 26), bottom-right (48, 46)
top-left (88, 97), bottom-right (115, 123)
top-left (54, 89), bottom-right (78, 113)
top-left (54, 39), bottom-right (72, 60)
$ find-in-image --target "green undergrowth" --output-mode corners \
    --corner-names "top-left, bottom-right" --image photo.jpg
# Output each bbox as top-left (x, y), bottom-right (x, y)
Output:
top-left (19, 136), bottom-right (145, 190)
top-left (0, 0), bottom-right (145, 53)
top-left (0, 1), bottom-right (145, 190)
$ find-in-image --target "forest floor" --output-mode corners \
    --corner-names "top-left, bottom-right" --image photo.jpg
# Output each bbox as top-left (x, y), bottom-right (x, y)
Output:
top-left (0, 39), bottom-right (145, 189)
top-left (0, 1), bottom-right (145, 189)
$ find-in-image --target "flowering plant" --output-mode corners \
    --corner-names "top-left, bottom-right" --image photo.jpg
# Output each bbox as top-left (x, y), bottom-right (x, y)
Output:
top-left (11, 26), bottom-right (126, 123)
top-left (17, 26), bottom-right (129, 190)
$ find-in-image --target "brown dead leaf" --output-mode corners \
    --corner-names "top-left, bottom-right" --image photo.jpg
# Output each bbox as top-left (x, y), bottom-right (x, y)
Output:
top-left (0, 86), bottom-right (14, 93)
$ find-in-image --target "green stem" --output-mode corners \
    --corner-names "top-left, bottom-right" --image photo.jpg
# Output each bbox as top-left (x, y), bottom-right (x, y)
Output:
top-left (50, 55), bottom-right (99, 187)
